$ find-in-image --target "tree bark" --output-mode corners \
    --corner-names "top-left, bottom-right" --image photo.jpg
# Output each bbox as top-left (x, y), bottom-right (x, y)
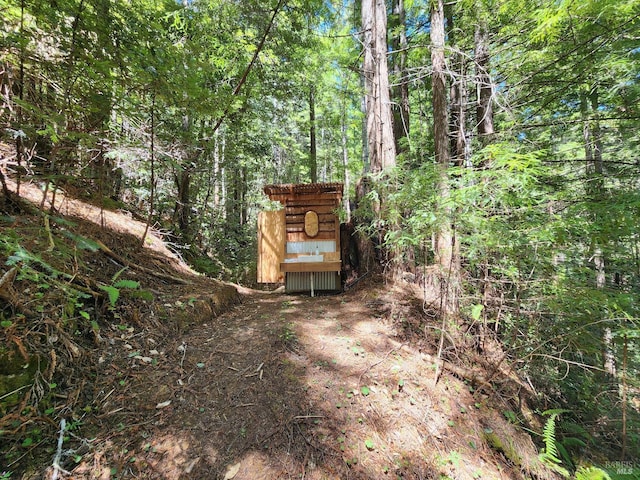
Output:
top-left (447, 8), bottom-right (467, 165)
top-left (309, 85), bottom-right (318, 183)
top-left (174, 165), bottom-right (192, 237)
top-left (141, 93), bottom-right (156, 248)
top-left (390, 0), bottom-right (409, 155)
top-left (475, 22), bottom-right (494, 146)
top-left (341, 98), bottom-right (351, 222)
top-left (431, 0), bottom-right (459, 316)
top-left (362, 0), bottom-right (396, 173)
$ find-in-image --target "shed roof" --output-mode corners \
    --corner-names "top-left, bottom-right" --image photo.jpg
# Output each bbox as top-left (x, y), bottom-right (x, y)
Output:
top-left (263, 183), bottom-right (343, 197)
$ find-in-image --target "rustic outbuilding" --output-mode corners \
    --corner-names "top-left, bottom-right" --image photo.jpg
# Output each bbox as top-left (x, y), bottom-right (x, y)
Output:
top-left (257, 183), bottom-right (343, 294)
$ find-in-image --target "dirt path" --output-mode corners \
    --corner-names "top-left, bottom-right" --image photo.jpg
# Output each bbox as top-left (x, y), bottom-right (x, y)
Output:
top-left (66, 284), bottom-right (538, 480)
top-left (1, 181), bottom-right (555, 479)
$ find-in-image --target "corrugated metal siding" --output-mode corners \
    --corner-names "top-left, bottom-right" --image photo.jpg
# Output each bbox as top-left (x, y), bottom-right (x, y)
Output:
top-left (285, 272), bottom-right (340, 292)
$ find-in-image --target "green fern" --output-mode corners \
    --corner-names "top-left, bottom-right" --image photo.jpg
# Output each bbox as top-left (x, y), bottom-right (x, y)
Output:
top-left (575, 466), bottom-right (611, 480)
top-left (539, 409), bottom-right (571, 478)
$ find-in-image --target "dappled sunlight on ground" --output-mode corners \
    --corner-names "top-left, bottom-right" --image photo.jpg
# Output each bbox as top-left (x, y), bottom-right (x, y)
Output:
top-left (6, 178), bottom-right (188, 272)
top-left (280, 290), bottom-right (539, 479)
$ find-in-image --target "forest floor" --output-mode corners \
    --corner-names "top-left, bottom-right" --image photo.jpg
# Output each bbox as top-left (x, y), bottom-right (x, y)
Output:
top-left (0, 180), bottom-right (559, 480)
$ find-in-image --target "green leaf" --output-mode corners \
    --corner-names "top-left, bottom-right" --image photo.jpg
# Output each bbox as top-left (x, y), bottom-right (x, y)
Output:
top-left (113, 280), bottom-right (140, 290)
top-left (128, 289), bottom-right (155, 301)
top-left (364, 438), bottom-right (374, 450)
top-left (471, 304), bottom-right (484, 321)
top-left (360, 386), bottom-right (370, 396)
top-left (99, 285), bottom-right (120, 307)
top-left (60, 230), bottom-right (100, 251)
top-left (111, 267), bottom-right (129, 283)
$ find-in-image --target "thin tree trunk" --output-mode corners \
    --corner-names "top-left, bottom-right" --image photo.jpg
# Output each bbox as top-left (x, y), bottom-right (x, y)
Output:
top-left (447, 8), bottom-right (467, 165)
top-left (431, 0), bottom-right (459, 316)
top-left (240, 165), bottom-right (247, 226)
top-left (582, 87), bottom-right (614, 376)
top-left (140, 93), bottom-right (156, 248)
top-left (473, 17), bottom-right (494, 324)
top-left (16, 0), bottom-right (26, 196)
top-left (211, 0), bottom-right (285, 134)
top-left (475, 22), bottom-right (494, 146)
top-left (176, 167), bottom-right (192, 235)
top-left (309, 85), bottom-right (317, 183)
top-left (390, 0), bottom-right (409, 155)
top-left (213, 129), bottom-right (220, 208)
top-left (360, 74), bottom-right (369, 173)
top-left (341, 99), bottom-right (351, 222)
top-left (0, 169), bottom-right (10, 203)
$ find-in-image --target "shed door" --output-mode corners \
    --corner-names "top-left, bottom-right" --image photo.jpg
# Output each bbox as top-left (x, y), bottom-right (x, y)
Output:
top-left (257, 210), bottom-right (285, 283)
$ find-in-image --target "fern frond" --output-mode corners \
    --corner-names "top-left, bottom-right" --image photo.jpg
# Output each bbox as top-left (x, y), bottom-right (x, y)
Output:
top-left (541, 413), bottom-right (560, 463)
top-left (538, 410), bottom-right (571, 478)
top-left (574, 466), bottom-right (611, 480)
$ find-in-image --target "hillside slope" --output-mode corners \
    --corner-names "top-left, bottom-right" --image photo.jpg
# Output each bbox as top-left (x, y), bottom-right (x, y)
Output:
top-left (1, 182), bottom-right (561, 479)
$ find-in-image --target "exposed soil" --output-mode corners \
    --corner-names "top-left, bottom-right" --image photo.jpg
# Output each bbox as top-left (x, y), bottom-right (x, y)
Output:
top-left (57, 288), bottom-right (549, 480)
top-left (1, 181), bottom-right (557, 480)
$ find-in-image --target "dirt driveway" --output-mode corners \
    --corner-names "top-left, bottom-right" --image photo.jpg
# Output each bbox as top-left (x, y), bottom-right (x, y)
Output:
top-left (65, 283), bottom-right (532, 480)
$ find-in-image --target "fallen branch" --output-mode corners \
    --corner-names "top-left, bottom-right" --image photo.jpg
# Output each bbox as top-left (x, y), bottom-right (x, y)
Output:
top-left (0, 383), bottom-right (32, 401)
top-left (51, 418), bottom-right (70, 480)
top-left (95, 239), bottom-right (191, 285)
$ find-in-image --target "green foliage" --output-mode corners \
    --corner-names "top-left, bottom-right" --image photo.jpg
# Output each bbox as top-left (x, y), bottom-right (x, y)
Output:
top-left (99, 280), bottom-right (141, 309)
top-left (539, 410), bottom-right (571, 478)
top-left (280, 322), bottom-right (297, 347)
top-left (575, 466), bottom-right (611, 480)
top-left (98, 285), bottom-right (120, 309)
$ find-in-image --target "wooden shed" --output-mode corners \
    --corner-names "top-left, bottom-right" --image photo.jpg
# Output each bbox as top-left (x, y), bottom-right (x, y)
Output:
top-left (257, 183), bottom-right (343, 294)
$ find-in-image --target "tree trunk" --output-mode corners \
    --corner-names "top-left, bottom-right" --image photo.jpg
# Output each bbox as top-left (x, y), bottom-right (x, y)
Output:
top-left (15, 0), bottom-right (26, 196)
top-left (309, 85), bottom-right (318, 183)
top-left (447, 8), bottom-right (467, 165)
top-left (341, 98), bottom-right (351, 222)
top-left (362, 0), bottom-right (396, 173)
top-left (174, 166), bottom-right (192, 238)
top-left (582, 87), bottom-right (614, 376)
top-left (240, 165), bottom-right (247, 226)
top-left (431, 0), bottom-right (459, 316)
top-left (141, 93), bottom-right (156, 248)
top-left (475, 22), bottom-right (494, 146)
top-left (390, 0), bottom-right (409, 155)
